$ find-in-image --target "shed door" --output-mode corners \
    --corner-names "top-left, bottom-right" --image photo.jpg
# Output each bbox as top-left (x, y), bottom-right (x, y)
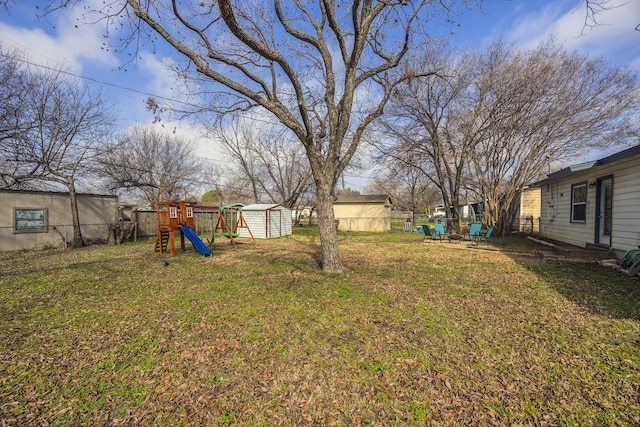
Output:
top-left (267, 209), bottom-right (282, 238)
top-left (595, 177), bottom-right (613, 247)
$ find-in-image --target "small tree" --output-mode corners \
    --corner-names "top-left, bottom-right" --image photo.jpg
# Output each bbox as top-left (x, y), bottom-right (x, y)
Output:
top-left (211, 116), bottom-right (313, 208)
top-left (98, 125), bottom-right (203, 204)
top-left (201, 189), bottom-right (220, 203)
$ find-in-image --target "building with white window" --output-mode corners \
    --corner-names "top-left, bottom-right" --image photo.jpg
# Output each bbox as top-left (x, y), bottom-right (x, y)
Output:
top-left (533, 145), bottom-right (640, 256)
top-left (0, 189), bottom-right (118, 251)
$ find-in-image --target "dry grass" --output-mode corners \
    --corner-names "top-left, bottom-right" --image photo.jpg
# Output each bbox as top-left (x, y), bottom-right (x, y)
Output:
top-left (0, 231), bottom-right (638, 426)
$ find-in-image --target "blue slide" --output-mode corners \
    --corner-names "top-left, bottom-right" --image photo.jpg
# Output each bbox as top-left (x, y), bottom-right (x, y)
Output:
top-left (179, 226), bottom-right (213, 256)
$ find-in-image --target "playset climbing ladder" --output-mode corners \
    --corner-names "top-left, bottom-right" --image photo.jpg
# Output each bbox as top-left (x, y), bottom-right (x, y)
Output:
top-left (155, 228), bottom-right (171, 253)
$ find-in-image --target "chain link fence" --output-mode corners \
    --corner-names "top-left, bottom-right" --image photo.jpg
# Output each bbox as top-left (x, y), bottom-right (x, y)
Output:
top-left (0, 223), bottom-right (120, 251)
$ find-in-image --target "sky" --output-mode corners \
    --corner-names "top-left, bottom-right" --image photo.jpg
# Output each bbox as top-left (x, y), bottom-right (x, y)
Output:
top-left (0, 0), bottom-right (638, 193)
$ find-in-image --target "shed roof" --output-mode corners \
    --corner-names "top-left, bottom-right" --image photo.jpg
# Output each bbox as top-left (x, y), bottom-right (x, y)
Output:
top-left (242, 203), bottom-right (289, 211)
top-left (334, 194), bottom-right (392, 205)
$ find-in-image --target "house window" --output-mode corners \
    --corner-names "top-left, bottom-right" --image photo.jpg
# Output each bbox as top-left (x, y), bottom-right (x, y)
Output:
top-left (14, 208), bottom-right (48, 233)
top-left (571, 182), bottom-right (587, 223)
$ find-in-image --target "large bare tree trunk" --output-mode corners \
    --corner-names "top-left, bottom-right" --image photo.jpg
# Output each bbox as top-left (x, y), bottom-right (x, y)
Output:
top-left (315, 181), bottom-right (343, 273)
top-left (67, 183), bottom-right (85, 248)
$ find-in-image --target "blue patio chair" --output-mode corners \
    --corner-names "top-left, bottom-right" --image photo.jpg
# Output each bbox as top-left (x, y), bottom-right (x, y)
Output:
top-left (473, 225), bottom-right (494, 245)
top-left (434, 223), bottom-right (450, 240)
top-left (464, 223), bottom-right (482, 241)
top-left (421, 225), bottom-right (438, 243)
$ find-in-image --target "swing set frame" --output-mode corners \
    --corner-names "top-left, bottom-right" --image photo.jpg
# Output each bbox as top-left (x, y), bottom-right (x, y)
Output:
top-left (213, 206), bottom-right (256, 245)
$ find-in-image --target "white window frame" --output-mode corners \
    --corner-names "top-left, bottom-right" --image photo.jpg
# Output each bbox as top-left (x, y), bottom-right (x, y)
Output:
top-left (570, 182), bottom-right (587, 223)
top-left (14, 208), bottom-right (48, 233)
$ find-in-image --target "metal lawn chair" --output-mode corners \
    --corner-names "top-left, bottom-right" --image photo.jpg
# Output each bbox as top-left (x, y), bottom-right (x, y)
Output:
top-left (473, 225), bottom-right (494, 245)
top-left (464, 223), bottom-right (482, 241)
top-left (421, 225), bottom-right (439, 243)
top-left (434, 223), bottom-right (450, 240)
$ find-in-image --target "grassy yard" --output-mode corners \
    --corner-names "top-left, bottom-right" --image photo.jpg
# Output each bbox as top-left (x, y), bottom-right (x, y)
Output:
top-left (0, 229), bottom-right (638, 426)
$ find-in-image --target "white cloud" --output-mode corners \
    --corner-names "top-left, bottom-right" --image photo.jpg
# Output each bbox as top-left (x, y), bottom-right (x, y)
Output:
top-left (138, 53), bottom-right (182, 101)
top-left (507, 0), bottom-right (640, 70)
top-left (0, 2), bottom-right (118, 73)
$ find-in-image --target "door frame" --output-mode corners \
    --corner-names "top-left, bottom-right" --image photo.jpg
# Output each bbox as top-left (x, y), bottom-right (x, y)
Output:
top-left (594, 175), bottom-right (613, 248)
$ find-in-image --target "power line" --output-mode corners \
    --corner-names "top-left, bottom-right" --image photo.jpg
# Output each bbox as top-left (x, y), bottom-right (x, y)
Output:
top-left (0, 41), bottom-right (289, 128)
top-left (0, 36), bottom-right (382, 175)
top-left (0, 49), bottom-right (201, 109)
top-left (0, 41), bottom-right (373, 194)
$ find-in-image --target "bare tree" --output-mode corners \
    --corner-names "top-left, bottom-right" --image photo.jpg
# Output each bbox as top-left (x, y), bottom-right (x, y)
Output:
top-left (98, 125), bottom-right (203, 204)
top-left (466, 39), bottom-right (639, 235)
top-left (0, 46), bottom-right (30, 188)
top-left (378, 38), bottom-right (639, 235)
top-left (0, 65), bottom-right (115, 247)
top-left (211, 116), bottom-right (313, 208)
top-left (365, 164), bottom-right (439, 220)
top-left (0, 46), bottom-right (25, 141)
top-left (40, 0), bottom-right (467, 272)
top-left (210, 117), bottom-right (263, 204)
top-left (581, 0), bottom-right (640, 32)
top-left (376, 45), bottom-right (476, 232)
top-left (253, 134), bottom-right (314, 209)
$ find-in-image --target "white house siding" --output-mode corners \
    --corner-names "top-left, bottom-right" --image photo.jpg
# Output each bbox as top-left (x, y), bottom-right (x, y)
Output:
top-left (0, 190), bottom-right (119, 251)
top-left (540, 175), bottom-right (592, 247)
top-left (539, 149), bottom-right (640, 254)
top-left (611, 158), bottom-right (640, 250)
top-left (237, 204), bottom-right (292, 239)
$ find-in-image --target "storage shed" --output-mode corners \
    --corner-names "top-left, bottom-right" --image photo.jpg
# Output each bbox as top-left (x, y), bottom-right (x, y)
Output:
top-left (333, 194), bottom-right (393, 232)
top-left (237, 204), bottom-right (292, 239)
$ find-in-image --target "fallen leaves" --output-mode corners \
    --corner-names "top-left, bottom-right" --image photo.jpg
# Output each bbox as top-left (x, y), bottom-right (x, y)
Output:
top-left (0, 236), bottom-right (638, 425)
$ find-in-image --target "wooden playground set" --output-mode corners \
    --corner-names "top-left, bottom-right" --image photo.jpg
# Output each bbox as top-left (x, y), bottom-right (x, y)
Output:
top-left (154, 200), bottom-right (255, 257)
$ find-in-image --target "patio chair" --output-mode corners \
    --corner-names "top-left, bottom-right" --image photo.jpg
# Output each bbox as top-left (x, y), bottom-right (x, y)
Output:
top-left (472, 225), bottom-right (494, 245)
top-left (434, 223), bottom-right (450, 240)
top-left (421, 225), bottom-right (439, 243)
top-left (464, 223), bottom-right (482, 241)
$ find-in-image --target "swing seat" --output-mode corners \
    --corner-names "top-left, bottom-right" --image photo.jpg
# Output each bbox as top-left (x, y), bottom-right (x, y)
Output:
top-left (224, 232), bottom-right (239, 238)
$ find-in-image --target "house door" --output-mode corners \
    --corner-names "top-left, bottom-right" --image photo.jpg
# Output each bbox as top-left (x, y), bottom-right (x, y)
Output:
top-left (595, 176), bottom-right (613, 247)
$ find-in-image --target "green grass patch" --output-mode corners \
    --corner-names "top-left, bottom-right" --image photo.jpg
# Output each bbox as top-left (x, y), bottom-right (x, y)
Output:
top-left (0, 234), bottom-right (638, 425)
